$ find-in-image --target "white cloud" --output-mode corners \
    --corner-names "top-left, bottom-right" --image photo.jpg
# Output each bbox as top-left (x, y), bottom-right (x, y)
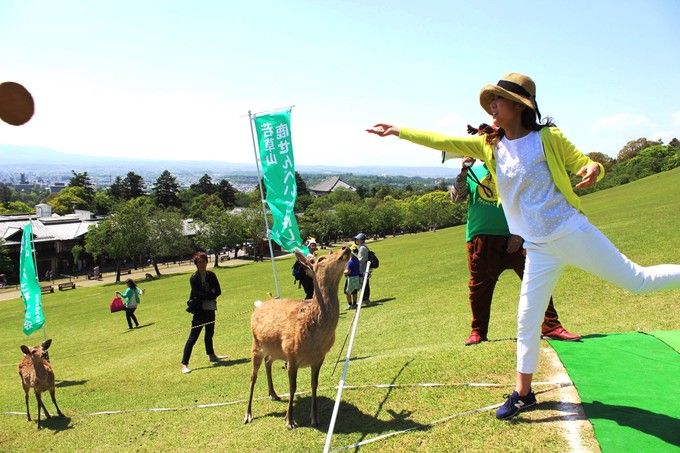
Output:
top-left (671, 111), bottom-right (680, 129)
top-left (592, 112), bottom-right (655, 132)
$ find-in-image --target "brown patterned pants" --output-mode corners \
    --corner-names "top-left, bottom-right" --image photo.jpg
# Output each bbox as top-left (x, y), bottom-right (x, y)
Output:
top-left (467, 234), bottom-right (562, 337)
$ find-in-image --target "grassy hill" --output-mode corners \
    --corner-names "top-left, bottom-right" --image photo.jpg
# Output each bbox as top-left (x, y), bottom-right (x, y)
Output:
top-left (0, 167), bottom-right (678, 452)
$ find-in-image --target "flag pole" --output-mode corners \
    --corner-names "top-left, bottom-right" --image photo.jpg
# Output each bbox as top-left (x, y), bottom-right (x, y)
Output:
top-left (248, 110), bottom-right (281, 299)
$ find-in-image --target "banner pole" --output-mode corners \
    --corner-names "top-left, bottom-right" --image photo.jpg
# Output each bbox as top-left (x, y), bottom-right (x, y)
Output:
top-left (248, 110), bottom-right (281, 299)
top-left (323, 261), bottom-right (371, 453)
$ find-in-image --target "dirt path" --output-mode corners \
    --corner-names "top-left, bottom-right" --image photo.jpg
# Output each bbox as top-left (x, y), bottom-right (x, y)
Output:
top-left (0, 257), bottom-right (257, 302)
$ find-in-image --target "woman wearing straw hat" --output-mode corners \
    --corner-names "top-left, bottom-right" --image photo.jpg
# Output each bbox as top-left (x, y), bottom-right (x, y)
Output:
top-left (367, 72), bottom-right (680, 420)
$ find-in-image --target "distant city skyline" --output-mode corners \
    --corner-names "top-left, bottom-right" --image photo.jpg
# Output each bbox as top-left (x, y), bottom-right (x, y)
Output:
top-left (1, 1), bottom-right (678, 167)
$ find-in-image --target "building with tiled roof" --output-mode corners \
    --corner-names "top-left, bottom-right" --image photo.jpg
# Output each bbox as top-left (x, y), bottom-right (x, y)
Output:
top-left (308, 176), bottom-right (356, 196)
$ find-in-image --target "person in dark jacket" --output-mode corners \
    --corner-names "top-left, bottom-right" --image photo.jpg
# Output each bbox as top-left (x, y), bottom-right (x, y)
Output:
top-left (181, 251), bottom-right (225, 374)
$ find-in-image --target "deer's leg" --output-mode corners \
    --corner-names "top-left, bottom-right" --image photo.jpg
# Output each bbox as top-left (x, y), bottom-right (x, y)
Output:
top-left (285, 362), bottom-right (298, 429)
top-left (35, 393), bottom-right (43, 429)
top-left (24, 389), bottom-right (31, 421)
top-left (243, 352), bottom-right (262, 424)
top-left (264, 356), bottom-right (280, 401)
top-left (310, 362), bottom-right (322, 427)
top-left (49, 389), bottom-right (64, 417)
top-left (39, 397), bottom-right (52, 419)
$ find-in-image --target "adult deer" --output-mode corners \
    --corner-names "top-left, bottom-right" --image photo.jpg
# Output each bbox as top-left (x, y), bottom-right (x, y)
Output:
top-left (244, 247), bottom-right (351, 428)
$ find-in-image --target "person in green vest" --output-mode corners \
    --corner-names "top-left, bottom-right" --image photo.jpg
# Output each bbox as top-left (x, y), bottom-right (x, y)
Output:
top-left (115, 279), bottom-right (143, 329)
top-left (452, 140), bottom-right (580, 346)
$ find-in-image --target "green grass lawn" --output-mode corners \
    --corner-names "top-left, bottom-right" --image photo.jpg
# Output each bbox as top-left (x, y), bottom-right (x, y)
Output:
top-left (1, 168), bottom-right (679, 452)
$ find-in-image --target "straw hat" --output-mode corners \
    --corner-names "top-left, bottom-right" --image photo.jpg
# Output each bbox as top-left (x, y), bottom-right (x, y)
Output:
top-left (479, 73), bottom-right (541, 120)
top-left (0, 82), bottom-right (34, 126)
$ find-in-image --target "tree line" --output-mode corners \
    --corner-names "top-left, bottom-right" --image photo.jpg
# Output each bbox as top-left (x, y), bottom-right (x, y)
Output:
top-left (0, 136), bottom-right (677, 280)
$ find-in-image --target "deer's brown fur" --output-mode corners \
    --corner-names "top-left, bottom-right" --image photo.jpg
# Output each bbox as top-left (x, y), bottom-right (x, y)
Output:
top-left (244, 247), bottom-right (351, 428)
top-left (18, 339), bottom-right (64, 429)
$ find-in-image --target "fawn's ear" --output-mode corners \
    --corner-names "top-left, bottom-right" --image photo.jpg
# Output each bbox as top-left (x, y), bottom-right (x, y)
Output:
top-left (21, 345), bottom-right (30, 354)
top-left (41, 339), bottom-right (52, 350)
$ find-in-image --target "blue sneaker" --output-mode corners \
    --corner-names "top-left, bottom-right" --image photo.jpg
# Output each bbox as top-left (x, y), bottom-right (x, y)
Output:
top-left (495, 390), bottom-right (537, 420)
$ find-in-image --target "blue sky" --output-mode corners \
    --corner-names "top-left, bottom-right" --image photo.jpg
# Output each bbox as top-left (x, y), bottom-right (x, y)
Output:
top-left (0, 0), bottom-right (678, 169)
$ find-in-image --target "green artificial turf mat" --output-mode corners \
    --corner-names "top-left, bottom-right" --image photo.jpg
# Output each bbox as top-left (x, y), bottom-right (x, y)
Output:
top-left (550, 332), bottom-right (680, 452)
top-left (649, 330), bottom-right (680, 354)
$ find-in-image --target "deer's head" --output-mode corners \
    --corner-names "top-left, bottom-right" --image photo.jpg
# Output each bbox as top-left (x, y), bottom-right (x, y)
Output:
top-left (294, 247), bottom-right (351, 286)
top-left (20, 339), bottom-right (51, 362)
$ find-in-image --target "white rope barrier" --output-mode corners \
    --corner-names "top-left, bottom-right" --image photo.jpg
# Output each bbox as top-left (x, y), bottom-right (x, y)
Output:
top-left (332, 383), bottom-right (569, 452)
top-left (0, 381), bottom-right (571, 419)
top-left (323, 262), bottom-right (371, 453)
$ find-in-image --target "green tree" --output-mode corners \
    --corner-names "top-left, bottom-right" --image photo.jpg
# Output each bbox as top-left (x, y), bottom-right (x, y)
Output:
top-left (189, 193), bottom-right (224, 221)
top-left (109, 176), bottom-right (125, 200)
top-left (334, 202), bottom-right (369, 238)
top-left (0, 183), bottom-right (13, 204)
top-left (122, 171), bottom-right (146, 199)
top-left (587, 151), bottom-right (615, 172)
top-left (47, 186), bottom-right (90, 215)
top-left (93, 191), bottom-right (115, 215)
top-left (240, 207), bottom-right (267, 243)
top-left (68, 170), bottom-right (95, 205)
top-left (372, 199), bottom-right (404, 236)
top-left (85, 198), bottom-right (151, 282)
top-left (194, 206), bottom-right (245, 267)
top-left (0, 238), bottom-right (12, 276)
top-left (147, 209), bottom-right (190, 276)
top-left (152, 170), bottom-right (181, 208)
top-left (617, 137), bottom-right (662, 163)
top-left (71, 244), bottom-right (83, 273)
top-left (295, 172), bottom-right (309, 196)
top-left (0, 200), bottom-right (32, 214)
top-left (191, 174), bottom-right (216, 195)
top-left (216, 179), bottom-right (237, 208)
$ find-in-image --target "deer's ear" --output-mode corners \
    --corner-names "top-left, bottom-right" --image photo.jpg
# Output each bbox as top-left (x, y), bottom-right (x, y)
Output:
top-left (21, 345), bottom-right (30, 354)
top-left (42, 339), bottom-right (52, 350)
top-left (294, 250), bottom-right (312, 267)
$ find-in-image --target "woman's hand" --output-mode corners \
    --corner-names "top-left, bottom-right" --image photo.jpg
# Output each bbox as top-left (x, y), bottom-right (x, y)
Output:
top-left (506, 235), bottom-right (524, 254)
top-left (575, 162), bottom-right (600, 189)
top-left (366, 123), bottom-right (400, 137)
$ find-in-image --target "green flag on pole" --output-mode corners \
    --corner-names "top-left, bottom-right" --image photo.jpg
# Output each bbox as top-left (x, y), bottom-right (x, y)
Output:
top-left (20, 223), bottom-right (45, 335)
top-left (254, 110), bottom-right (308, 255)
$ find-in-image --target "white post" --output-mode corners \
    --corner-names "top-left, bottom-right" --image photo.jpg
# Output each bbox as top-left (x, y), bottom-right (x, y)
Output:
top-left (323, 261), bottom-right (371, 453)
top-left (248, 110), bottom-right (281, 298)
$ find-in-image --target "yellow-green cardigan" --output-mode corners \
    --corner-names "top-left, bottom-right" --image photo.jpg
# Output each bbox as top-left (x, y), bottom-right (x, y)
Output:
top-left (399, 127), bottom-right (605, 211)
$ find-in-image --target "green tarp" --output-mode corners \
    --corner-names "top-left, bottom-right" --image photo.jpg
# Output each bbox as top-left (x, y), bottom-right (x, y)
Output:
top-left (550, 332), bottom-right (680, 452)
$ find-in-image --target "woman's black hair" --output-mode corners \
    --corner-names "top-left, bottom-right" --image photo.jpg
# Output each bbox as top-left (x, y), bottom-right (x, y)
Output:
top-left (469, 107), bottom-right (555, 146)
top-left (126, 279), bottom-right (136, 289)
top-left (193, 251), bottom-right (208, 265)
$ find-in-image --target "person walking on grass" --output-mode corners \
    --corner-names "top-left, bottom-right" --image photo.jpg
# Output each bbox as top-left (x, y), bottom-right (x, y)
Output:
top-left (344, 244), bottom-right (362, 310)
top-left (452, 151), bottom-right (580, 345)
top-left (115, 279), bottom-right (143, 329)
top-left (298, 238), bottom-right (318, 299)
top-left (354, 233), bottom-right (372, 305)
top-left (367, 72), bottom-right (680, 420)
top-left (181, 251), bottom-right (226, 374)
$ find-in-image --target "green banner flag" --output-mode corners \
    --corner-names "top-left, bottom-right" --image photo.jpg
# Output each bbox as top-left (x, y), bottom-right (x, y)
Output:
top-left (254, 110), bottom-right (308, 254)
top-left (20, 223), bottom-right (44, 335)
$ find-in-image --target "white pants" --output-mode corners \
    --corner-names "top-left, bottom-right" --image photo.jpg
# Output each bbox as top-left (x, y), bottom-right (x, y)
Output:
top-left (517, 221), bottom-right (680, 374)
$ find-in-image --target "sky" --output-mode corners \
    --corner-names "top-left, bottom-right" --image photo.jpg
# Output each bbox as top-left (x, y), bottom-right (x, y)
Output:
top-left (0, 0), bottom-right (678, 170)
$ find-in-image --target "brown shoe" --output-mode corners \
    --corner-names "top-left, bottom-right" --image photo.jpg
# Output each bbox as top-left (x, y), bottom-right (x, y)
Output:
top-left (542, 327), bottom-right (581, 341)
top-left (465, 331), bottom-right (488, 346)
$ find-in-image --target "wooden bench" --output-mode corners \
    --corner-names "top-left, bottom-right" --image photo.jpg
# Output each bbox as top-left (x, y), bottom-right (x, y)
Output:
top-left (40, 285), bottom-right (54, 294)
top-left (58, 282), bottom-right (76, 291)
